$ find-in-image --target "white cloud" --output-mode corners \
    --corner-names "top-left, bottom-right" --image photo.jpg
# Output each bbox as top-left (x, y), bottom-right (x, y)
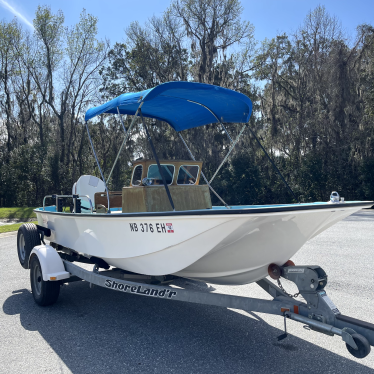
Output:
top-left (0, 0), bottom-right (34, 29)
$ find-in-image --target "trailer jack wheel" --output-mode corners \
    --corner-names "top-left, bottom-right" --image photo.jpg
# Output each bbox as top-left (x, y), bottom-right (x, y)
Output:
top-left (30, 256), bottom-right (60, 306)
top-left (346, 333), bottom-right (371, 359)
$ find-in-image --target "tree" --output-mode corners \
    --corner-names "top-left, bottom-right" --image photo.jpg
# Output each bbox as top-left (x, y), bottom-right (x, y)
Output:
top-left (0, 20), bottom-right (23, 156)
top-left (170, 0), bottom-right (254, 84)
top-left (254, 6), bottom-right (374, 200)
top-left (0, 7), bottom-right (110, 205)
top-left (1, 2), bottom-right (374, 207)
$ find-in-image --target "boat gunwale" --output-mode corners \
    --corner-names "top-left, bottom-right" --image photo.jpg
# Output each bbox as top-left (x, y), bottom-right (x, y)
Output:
top-left (34, 201), bottom-right (373, 218)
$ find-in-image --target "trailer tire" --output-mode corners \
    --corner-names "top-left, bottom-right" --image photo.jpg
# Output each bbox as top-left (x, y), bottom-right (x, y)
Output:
top-left (17, 223), bottom-right (41, 269)
top-left (346, 333), bottom-right (371, 359)
top-left (30, 255), bottom-right (60, 306)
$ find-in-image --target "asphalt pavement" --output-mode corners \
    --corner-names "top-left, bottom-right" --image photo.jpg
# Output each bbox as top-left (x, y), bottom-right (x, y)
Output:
top-left (1, 210), bottom-right (374, 373)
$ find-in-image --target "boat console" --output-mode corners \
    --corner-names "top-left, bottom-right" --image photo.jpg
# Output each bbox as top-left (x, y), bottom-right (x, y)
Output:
top-left (94, 159), bottom-right (212, 213)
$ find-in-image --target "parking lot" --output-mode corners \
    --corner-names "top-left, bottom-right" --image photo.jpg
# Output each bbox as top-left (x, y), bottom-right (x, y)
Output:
top-left (1, 210), bottom-right (374, 373)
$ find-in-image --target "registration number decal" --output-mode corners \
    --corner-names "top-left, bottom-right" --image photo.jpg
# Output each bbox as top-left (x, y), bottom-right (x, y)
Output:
top-left (129, 223), bottom-right (174, 233)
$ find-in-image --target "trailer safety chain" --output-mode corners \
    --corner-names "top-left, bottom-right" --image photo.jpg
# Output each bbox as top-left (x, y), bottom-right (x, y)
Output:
top-left (277, 279), bottom-right (300, 298)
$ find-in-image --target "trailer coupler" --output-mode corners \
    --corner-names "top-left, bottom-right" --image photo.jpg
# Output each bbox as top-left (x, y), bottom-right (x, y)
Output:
top-left (265, 263), bottom-right (373, 358)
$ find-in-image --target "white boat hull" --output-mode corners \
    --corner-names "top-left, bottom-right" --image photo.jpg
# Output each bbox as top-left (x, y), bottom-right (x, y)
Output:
top-left (35, 203), bottom-right (371, 285)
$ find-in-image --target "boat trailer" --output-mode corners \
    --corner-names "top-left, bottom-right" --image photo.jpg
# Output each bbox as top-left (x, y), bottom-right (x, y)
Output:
top-left (27, 243), bottom-right (374, 359)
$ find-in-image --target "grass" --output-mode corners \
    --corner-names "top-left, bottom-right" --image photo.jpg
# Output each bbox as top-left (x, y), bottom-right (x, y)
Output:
top-left (0, 221), bottom-right (38, 234)
top-left (0, 207), bottom-right (37, 220)
top-left (0, 207), bottom-right (38, 234)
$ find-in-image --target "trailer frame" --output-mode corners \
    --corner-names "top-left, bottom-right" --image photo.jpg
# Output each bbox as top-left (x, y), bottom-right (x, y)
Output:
top-left (26, 243), bottom-right (374, 359)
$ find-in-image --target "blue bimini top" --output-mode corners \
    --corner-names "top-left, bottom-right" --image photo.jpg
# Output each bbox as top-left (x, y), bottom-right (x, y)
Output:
top-left (84, 81), bottom-right (252, 132)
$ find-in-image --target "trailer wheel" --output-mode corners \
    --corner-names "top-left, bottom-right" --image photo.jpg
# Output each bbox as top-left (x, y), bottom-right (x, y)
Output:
top-left (346, 333), bottom-right (371, 359)
top-left (17, 223), bottom-right (41, 269)
top-left (30, 255), bottom-right (60, 306)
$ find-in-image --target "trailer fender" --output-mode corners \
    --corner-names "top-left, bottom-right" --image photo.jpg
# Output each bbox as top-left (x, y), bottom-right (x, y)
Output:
top-left (29, 245), bottom-right (70, 281)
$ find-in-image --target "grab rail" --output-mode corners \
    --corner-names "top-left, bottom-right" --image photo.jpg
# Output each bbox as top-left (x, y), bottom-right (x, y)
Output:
top-left (43, 194), bottom-right (94, 213)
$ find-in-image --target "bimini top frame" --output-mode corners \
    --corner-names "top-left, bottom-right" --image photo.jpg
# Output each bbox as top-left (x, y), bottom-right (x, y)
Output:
top-left (84, 82), bottom-right (300, 212)
top-left (84, 82), bottom-right (253, 212)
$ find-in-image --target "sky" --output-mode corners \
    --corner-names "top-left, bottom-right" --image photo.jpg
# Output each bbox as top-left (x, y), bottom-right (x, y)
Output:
top-left (0, 0), bottom-right (373, 45)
